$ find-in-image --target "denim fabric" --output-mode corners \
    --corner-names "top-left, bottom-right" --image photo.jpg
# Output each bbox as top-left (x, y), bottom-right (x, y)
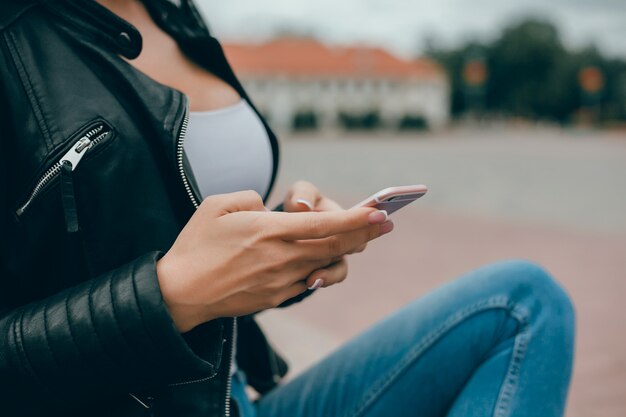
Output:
top-left (230, 260), bottom-right (575, 417)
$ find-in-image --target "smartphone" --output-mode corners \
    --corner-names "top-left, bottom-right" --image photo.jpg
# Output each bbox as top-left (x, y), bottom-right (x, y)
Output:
top-left (352, 185), bottom-right (428, 215)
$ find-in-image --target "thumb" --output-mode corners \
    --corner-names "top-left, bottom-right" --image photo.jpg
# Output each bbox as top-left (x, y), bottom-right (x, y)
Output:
top-left (199, 190), bottom-right (267, 218)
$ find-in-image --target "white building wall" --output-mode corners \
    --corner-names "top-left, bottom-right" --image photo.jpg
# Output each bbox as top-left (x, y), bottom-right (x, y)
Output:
top-left (242, 75), bottom-right (450, 131)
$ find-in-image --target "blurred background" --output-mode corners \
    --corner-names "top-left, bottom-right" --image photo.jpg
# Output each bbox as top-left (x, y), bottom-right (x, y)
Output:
top-left (196, 1), bottom-right (626, 416)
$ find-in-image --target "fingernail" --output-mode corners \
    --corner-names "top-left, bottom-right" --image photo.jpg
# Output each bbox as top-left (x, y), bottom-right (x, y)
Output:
top-left (368, 209), bottom-right (388, 225)
top-left (379, 220), bottom-right (394, 235)
top-left (296, 198), bottom-right (313, 210)
top-left (308, 278), bottom-right (324, 290)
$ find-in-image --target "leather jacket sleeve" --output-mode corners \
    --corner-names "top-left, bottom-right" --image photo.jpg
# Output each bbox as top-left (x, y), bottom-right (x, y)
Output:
top-left (0, 250), bottom-right (219, 416)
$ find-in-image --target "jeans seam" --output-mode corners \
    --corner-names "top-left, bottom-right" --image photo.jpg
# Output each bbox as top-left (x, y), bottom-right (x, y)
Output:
top-left (347, 296), bottom-right (528, 417)
top-left (492, 316), bottom-right (530, 417)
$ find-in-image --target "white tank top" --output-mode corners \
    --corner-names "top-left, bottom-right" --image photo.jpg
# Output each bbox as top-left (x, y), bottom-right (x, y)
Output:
top-left (183, 99), bottom-right (273, 200)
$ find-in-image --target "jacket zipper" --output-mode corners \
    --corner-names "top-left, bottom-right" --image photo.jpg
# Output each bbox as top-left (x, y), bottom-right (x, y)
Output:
top-left (224, 319), bottom-right (236, 417)
top-left (16, 123), bottom-right (112, 217)
top-left (175, 101), bottom-right (237, 417)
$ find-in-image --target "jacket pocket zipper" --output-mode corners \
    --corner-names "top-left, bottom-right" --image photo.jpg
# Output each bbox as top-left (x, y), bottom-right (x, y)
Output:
top-left (16, 122), bottom-right (112, 217)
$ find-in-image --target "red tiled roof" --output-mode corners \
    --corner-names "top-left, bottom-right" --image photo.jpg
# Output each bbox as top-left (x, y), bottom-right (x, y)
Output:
top-left (222, 37), bottom-right (445, 81)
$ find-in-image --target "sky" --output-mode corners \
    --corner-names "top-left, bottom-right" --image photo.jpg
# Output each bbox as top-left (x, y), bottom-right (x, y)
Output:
top-left (196, 0), bottom-right (626, 59)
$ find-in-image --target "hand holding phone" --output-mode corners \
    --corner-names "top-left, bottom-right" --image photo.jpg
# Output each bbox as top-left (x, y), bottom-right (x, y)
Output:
top-left (352, 185), bottom-right (428, 215)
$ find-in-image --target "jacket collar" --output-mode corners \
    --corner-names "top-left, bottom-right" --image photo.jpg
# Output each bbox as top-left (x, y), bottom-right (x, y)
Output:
top-left (0, 1), bottom-right (142, 59)
top-left (43, 0), bottom-right (144, 59)
top-left (2, 0), bottom-right (211, 59)
top-left (38, 0), bottom-right (211, 60)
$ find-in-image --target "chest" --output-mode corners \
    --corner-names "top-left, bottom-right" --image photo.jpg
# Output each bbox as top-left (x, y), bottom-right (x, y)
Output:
top-left (185, 102), bottom-right (275, 199)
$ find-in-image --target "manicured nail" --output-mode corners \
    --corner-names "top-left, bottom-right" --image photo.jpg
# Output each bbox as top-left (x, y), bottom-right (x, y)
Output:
top-left (296, 198), bottom-right (313, 210)
top-left (379, 220), bottom-right (394, 235)
top-left (368, 210), bottom-right (388, 225)
top-left (308, 278), bottom-right (324, 290)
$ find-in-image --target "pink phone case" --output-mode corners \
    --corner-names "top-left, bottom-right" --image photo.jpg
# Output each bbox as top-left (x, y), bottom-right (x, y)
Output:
top-left (352, 185), bottom-right (428, 215)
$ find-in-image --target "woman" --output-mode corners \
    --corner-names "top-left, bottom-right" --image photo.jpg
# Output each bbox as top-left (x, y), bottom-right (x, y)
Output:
top-left (0, 0), bottom-right (575, 416)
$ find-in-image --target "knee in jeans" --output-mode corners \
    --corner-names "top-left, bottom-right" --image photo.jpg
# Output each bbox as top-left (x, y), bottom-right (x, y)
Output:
top-left (495, 260), bottom-right (575, 331)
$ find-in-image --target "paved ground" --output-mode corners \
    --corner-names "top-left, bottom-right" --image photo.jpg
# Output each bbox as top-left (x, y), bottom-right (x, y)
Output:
top-left (257, 127), bottom-right (626, 417)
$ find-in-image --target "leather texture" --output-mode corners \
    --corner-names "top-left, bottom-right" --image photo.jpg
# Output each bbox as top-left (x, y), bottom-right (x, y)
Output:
top-left (0, 0), bottom-right (294, 415)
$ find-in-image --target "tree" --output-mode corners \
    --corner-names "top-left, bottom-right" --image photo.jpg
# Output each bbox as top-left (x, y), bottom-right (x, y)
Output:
top-left (426, 18), bottom-right (626, 123)
top-left (487, 19), bottom-right (570, 120)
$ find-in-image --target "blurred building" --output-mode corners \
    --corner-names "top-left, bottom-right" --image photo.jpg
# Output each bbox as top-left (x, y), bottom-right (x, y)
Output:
top-left (222, 37), bottom-right (450, 131)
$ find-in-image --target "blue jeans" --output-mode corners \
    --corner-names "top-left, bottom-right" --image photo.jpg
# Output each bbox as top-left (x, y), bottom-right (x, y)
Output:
top-left (231, 260), bottom-right (575, 417)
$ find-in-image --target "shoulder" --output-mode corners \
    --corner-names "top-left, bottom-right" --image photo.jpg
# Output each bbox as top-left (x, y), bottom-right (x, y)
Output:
top-left (0, 0), bottom-right (42, 32)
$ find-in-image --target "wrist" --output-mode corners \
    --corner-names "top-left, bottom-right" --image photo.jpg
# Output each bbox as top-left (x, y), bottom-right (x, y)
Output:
top-left (163, 303), bottom-right (202, 333)
top-left (156, 256), bottom-right (199, 332)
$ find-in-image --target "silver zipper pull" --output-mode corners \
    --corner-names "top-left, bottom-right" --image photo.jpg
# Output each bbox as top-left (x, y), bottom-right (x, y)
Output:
top-left (60, 137), bottom-right (92, 171)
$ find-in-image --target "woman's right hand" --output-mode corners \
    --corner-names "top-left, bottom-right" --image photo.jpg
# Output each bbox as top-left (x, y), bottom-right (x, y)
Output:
top-left (156, 190), bottom-right (390, 332)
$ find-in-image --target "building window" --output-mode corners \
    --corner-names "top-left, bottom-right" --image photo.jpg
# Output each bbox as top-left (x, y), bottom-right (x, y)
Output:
top-left (292, 110), bottom-right (319, 131)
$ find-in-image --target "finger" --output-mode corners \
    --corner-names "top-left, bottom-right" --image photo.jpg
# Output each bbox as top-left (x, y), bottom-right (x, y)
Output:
top-left (294, 220), bottom-right (394, 260)
top-left (316, 197), bottom-right (343, 212)
top-left (298, 256), bottom-right (344, 278)
top-left (348, 243), bottom-right (367, 254)
top-left (281, 281), bottom-right (309, 301)
top-left (200, 190), bottom-right (266, 217)
top-left (271, 208), bottom-right (387, 240)
top-left (284, 181), bottom-right (321, 212)
top-left (305, 259), bottom-right (348, 288)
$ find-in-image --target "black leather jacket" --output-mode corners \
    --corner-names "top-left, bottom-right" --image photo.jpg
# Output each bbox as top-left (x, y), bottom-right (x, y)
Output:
top-left (0, 1), bottom-right (296, 416)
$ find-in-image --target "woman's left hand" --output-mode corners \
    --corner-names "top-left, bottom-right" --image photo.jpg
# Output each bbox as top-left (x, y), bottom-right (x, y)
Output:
top-left (283, 181), bottom-right (378, 290)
